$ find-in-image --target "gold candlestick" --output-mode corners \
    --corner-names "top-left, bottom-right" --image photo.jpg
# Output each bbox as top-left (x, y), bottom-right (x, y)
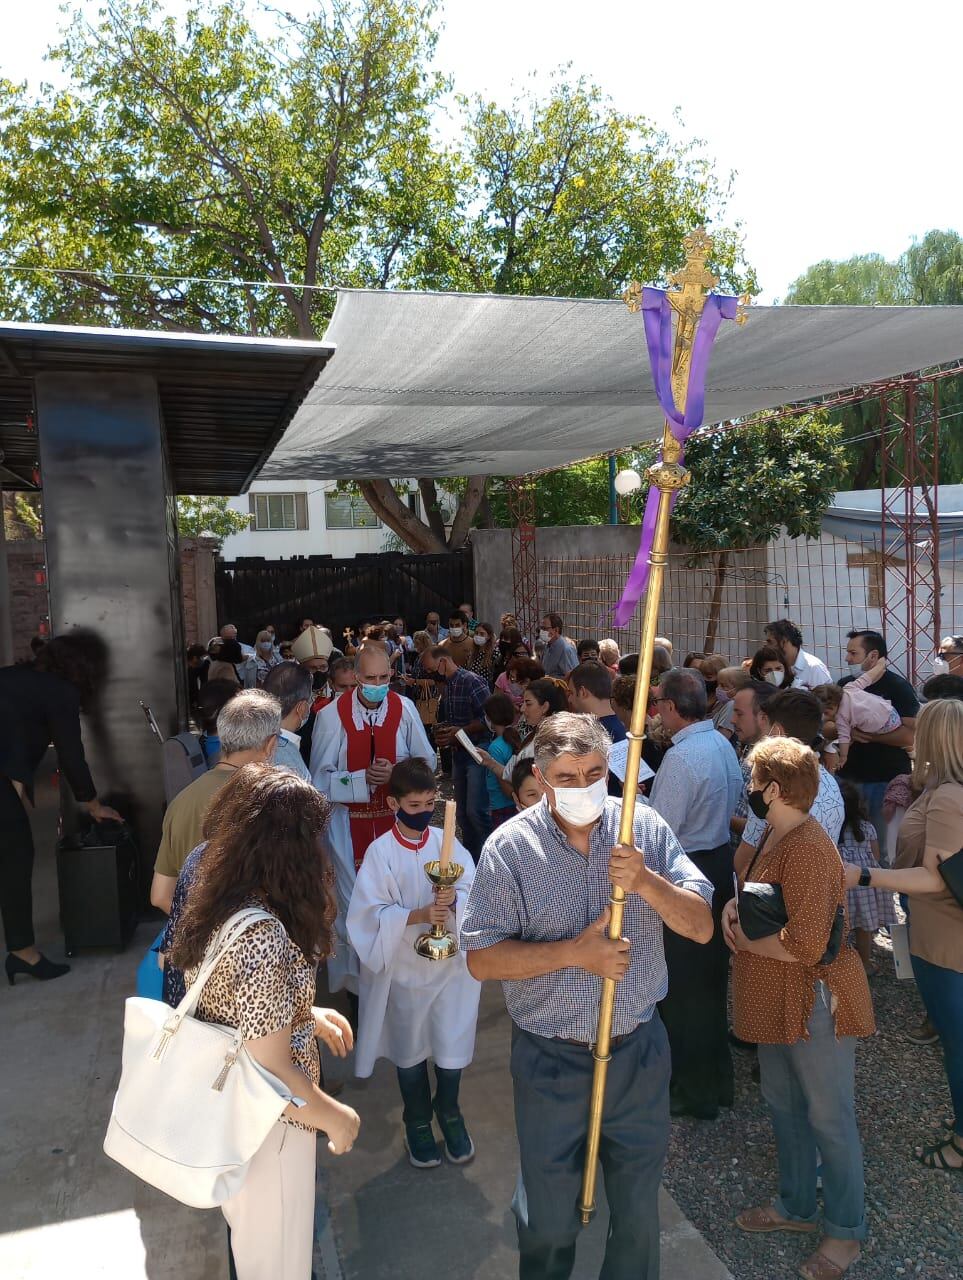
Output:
top-left (578, 228), bottom-right (737, 1224)
top-left (414, 800), bottom-right (462, 961)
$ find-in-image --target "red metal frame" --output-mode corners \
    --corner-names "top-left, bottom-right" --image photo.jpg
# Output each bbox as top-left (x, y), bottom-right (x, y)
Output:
top-left (879, 377), bottom-right (941, 683)
top-left (507, 476), bottom-right (539, 644)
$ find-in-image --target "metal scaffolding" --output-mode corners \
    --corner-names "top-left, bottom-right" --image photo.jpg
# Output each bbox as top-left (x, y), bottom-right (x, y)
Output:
top-left (507, 369), bottom-right (957, 676)
top-left (879, 377), bottom-right (941, 684)
top-left (507, 476), bottom-right (539, 643)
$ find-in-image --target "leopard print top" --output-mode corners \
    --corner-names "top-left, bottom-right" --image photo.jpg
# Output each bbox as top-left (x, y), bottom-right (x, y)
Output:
top-left (185, 909), bottom-right (320, 1131)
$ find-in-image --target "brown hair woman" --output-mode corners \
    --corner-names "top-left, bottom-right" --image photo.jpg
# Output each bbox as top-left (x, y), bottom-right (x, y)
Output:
top-left (168, 764), bottom-right (360, 1279)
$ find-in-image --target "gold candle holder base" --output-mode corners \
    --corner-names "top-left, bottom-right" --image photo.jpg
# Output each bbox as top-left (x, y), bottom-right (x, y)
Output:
top-left (414, 859), bottom-right (463, 961)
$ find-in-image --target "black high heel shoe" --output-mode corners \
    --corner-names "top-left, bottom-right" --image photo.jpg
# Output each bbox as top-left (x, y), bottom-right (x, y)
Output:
top-left (5, 953), bottom-right (71, 985)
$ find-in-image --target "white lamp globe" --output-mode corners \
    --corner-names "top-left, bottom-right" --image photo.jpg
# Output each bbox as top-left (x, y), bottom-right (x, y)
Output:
top-left (613, 468), bottom-right (642, 496)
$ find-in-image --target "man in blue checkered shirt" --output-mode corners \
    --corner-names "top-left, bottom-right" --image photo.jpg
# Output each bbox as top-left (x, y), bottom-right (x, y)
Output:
top-left (462, 712), bottom-right (713, 1280)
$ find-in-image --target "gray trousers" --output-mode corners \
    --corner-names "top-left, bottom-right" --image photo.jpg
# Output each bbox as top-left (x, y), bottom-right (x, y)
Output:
top-left (510, 1016), bottom-right (671, 1280)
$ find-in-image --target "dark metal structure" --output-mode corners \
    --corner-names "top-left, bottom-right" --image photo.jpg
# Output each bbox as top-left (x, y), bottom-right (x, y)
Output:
top-left (216, 549), bottom-right (473, 645)
top-left (0, 322), bottom-right (334, 886)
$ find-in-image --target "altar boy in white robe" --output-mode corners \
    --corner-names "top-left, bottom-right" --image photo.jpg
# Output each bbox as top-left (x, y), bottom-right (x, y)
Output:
top-left (347, 758), bottom-right (481, 1170)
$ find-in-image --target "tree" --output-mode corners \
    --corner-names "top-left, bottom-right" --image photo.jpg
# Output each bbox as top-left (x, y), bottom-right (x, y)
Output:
top-left (486, 459), bottom-right (621, 528)
top-left (0, 1), bottom-right (754, 552)
top-left (636, 413), bottom-right (846, 651)
top-left (175, 495), bottom-right (250, 541)
top-left (785, 230), bottom-right (963, 485)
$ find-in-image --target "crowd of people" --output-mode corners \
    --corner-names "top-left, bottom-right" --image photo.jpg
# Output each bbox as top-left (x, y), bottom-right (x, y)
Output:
top-left (3, 609), bottom-right (962, 1280)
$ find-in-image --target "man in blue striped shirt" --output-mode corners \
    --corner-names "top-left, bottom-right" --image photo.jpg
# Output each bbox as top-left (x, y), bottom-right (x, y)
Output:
top-left (462, 712), bottom-right (713, 1280)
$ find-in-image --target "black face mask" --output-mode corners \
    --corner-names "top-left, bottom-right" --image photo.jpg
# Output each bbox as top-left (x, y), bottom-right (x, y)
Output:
top-left (312, 670), bottom-right (329, 690)
top-left (498, 640), bottom-right (512, 656)
top-left (705, 679), bottom-right (718, 696)
top-left (747, 788), bottom-right (771, 820)
top-left (396, 808), bottom-right (433, 833)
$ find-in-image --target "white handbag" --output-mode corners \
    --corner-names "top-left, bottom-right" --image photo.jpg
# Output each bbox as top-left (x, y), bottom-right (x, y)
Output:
top-left (104, 907), bottom-right (303, 1208)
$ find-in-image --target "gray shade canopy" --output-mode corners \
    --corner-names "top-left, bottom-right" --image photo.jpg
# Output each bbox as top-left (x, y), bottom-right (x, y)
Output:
top-left (261, 288), bottom-right (963, 481)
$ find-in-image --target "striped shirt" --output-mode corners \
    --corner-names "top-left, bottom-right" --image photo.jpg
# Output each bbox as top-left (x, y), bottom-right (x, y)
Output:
top-left (460, 797), bottom-right (713, 1041)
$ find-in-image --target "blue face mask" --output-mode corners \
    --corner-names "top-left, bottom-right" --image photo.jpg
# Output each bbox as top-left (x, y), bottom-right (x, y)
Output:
top-left (360, 682), bottom-right (389, 704)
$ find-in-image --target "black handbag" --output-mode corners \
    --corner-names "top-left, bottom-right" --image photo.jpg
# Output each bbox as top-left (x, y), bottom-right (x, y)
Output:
top-left (739, 833), bottom-right (846, 967)
top-left (937, 847), bottom-right (963, 909)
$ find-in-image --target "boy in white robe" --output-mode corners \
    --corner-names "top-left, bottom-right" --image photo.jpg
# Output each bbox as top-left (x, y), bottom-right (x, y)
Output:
top-left (347, 758), bottom-right (481, 1169)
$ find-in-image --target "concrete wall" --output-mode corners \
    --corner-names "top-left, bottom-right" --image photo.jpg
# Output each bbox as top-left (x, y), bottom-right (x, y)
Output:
top-left (472, 524), bottom-right (770, 660)
top-left (4, 539), bottom-right (47, 663)
top-left (4, 534), bottom-right (218, 660)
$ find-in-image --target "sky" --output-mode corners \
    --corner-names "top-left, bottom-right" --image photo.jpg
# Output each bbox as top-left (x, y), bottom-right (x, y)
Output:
top-left (2, 0), bottom-right (962, 301)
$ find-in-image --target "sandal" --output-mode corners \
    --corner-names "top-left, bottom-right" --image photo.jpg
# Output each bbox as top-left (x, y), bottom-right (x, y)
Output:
top-left (915, 1134), bottom-right (963, 1172)
top-left (736, 1205), bottom-right (818, 1234)
top-left (798, 1249), bottom-right (858, 1280)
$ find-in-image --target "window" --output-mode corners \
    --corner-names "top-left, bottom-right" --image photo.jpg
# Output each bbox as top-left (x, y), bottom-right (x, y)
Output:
top-left (324, 492), bottom-right (382, 530)
top-left (249, 492), bottom-right (308, 531)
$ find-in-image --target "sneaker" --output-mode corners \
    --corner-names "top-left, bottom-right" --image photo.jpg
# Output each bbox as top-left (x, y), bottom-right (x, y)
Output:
top-left (433, 1106), bottom-right (475, 1164)
top-left (404, 1123), bottom-right (442, 1169)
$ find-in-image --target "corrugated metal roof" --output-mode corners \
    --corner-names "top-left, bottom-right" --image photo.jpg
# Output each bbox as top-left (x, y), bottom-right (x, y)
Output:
top-left (0, 322), bottom-right (335, 494)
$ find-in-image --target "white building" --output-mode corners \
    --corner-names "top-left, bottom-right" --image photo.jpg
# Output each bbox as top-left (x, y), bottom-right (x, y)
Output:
top-left (220, 479), bottom-right (454, 560)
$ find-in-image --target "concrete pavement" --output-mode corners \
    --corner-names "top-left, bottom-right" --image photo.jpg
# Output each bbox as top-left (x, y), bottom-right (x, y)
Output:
top-left (0, 784), bottom-right (731, 1280)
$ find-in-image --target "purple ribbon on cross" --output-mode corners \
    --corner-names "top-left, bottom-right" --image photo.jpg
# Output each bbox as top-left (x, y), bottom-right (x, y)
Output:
top-left (612, 287), bottom-right (739, 627)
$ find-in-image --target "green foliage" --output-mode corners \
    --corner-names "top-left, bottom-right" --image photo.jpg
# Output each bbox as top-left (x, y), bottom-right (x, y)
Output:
top-left (487, 459), bottom-right (621, 528)
top-left (0, 0), bottom-right (753, 551)
top-left (2, 492), bottom-right (43, 539)
top-left (785, 253), bottom-right (904, 306)
top-left (636, 413), bottom-right (846, 550)
top-left (176, 495), bottom-right (249, 540)
top-left (784, 229), bottom-right (963, 485)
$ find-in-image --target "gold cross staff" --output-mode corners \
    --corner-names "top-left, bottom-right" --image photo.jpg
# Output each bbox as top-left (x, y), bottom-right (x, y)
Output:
top-left (578, 226), bottom-right (744, 1224)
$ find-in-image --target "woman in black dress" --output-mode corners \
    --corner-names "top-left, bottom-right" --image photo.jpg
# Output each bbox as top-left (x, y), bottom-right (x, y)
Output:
top-left (0, 631), bottom-right (121, 983)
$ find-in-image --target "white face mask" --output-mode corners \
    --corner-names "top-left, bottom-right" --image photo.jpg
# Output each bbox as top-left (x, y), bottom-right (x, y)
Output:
top-left (764, 670), bottom-right (783, 687)
top-left (549, 777), bottom-right (608, 826)
top-left (538, 629), bottom-right (551, 643)
top-left (847, 661), bottom-right (865, 679)
top-left (449, 626), bottom-right (464, 639)
top-left (932, 657), bottom-right (950, 676)
top-left (474, 634), bottom-right (488, 647)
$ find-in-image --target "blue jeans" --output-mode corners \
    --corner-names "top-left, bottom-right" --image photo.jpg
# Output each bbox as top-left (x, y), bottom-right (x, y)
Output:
top-left (452, 752), bottom-right (491, 860)
top-left (757, 985), bottom-right (867, 1241)
top-left (854, 780), bottom-right (889, 863)
top-left (510, 1017), bottom-right (670, 1280)
top-left (911, 953), bottom-right (963, 1135)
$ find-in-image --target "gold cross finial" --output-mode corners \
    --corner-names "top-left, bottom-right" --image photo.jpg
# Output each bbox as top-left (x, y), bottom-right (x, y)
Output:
top-left (667, 227), bottom-right (718, 315)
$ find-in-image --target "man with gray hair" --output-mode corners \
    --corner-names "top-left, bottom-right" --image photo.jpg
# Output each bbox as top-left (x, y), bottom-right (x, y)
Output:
top-left (648, 666), bottom-right (743, 1122)
top-left (263, 661), bottom-right (313, 782)
top-left (149, 689), bottom-right (282, 914)
top-left (462, 711), bottom-right (713, 1280)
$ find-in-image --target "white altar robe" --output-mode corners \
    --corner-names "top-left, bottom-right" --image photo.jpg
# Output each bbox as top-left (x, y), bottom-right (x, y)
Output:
top-left (310, 689), bottom-right (435, 993)
top-left (346, 826), bottom-right (480, 1077)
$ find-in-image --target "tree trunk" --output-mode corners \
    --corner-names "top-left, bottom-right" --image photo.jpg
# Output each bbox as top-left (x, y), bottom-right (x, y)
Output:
top-left (851, 439), bottom-right (878, 490)
top-left (447, 476), bottom-right (489, 549)
top-left (418, 478), bottom-right (448, 542)
top-left (357, 480), bottom-right (447, 554)
top-left (703, 551), bottom-right (729, 653)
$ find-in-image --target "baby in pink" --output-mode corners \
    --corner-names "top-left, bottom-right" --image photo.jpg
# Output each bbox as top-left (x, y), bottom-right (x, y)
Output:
top-left (813, 658), bottom-right (902, 769)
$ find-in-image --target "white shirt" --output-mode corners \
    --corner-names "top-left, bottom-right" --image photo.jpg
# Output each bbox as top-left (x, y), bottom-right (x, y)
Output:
top-left (791, 647), bottom-right (833, 689)
top-left (346, 825), bottom-right (480, 1076)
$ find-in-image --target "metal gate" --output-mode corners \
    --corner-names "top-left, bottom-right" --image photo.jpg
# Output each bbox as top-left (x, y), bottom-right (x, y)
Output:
top-left (215, 549), bottom-right (473, 643)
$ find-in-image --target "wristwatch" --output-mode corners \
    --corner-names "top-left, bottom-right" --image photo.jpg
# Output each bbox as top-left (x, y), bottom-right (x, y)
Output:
top-left (858, 867), bottom-right (873, 888)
